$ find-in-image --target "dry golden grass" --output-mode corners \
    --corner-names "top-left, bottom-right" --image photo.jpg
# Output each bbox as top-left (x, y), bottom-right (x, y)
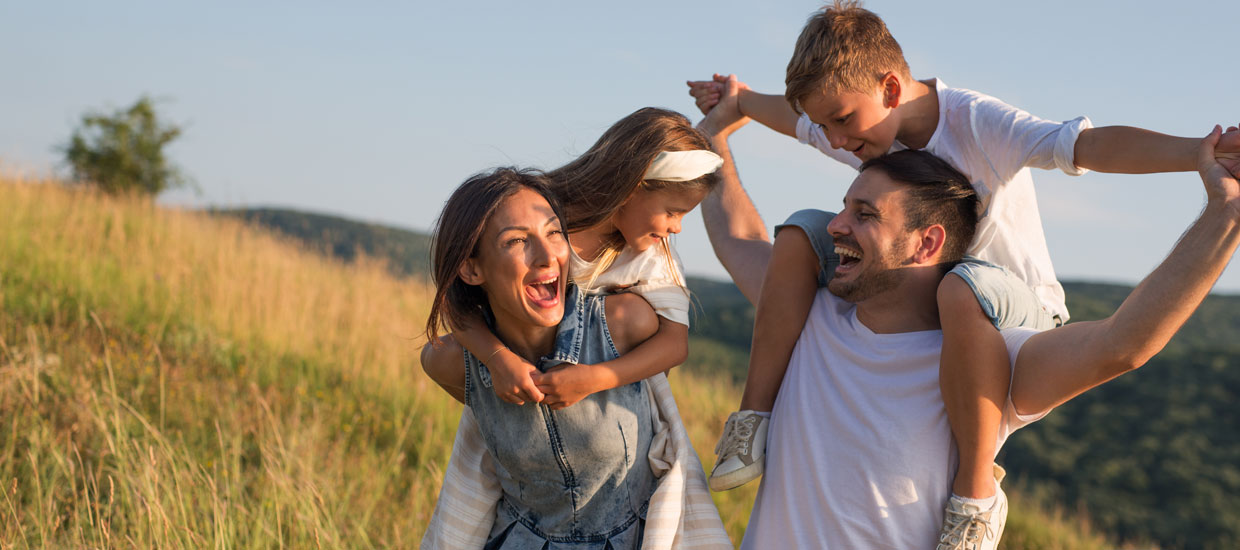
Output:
top-left (0, 176), bottom-right (459, 547)
top-left (0, 174), bottom-right (1115, 549)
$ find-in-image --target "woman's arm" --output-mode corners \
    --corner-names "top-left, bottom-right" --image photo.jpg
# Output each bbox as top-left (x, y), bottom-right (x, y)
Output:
top-left (533, 293), bottom-right (672, 410)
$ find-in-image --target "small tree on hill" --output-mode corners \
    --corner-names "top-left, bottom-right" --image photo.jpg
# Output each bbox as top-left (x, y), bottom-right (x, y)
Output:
top-left (63, 96), bottom-right (188, 195)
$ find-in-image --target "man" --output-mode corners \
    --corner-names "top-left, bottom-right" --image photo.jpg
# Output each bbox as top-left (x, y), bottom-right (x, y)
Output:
top-left (697, 94), bottom-right (1240, 547)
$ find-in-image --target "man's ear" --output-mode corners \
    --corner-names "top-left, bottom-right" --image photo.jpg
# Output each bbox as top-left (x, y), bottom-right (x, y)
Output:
top-left (880, 72), bottom-right (902, 109)
top-left (458, 258), bottom-right (485, 286)
top-left (913, 224), bottom-right (948, 264)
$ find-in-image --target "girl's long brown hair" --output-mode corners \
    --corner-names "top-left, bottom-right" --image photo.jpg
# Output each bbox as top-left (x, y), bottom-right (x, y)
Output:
top-left (544, 107), bottom-right (718, 282)
top-left (424, 168), bottom-right (565, 344)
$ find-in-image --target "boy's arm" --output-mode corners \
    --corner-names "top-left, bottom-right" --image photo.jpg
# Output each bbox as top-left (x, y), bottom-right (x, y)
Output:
top-left (420, 335), bottom-right (467, 404)
top-left (453, 323), bottom-right (544, 405)
top-left (968, 90), bottom-right (1239, 178)
top-left (532, 293), bottom-right (668, 410)
top-left (1073, 125), bottom-right (1240, 174)
top-left (687, 73), bottom-right (799, 138)
top-left (697, 76), bottom-right (773, 304)
top-left (1012, 127), bottom-right (1240, 416)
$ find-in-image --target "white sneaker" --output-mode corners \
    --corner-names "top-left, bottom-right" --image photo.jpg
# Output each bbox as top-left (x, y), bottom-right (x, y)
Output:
top-left (708, 410), bottom-right (768, 492)
top-left (935, 464), bottom-right (1008, 550)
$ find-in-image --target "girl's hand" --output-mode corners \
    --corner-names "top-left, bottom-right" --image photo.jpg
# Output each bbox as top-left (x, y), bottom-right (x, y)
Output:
top-left (532, 363), bottom-right (609, 411)
top-left (488, 349), bottom-right (544, 405)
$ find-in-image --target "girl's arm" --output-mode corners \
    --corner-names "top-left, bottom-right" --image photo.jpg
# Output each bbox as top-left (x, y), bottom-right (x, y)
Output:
top-left (533, 293), bottom-right (672, 410)
top-left (453, 323), bottom-right (545, 405)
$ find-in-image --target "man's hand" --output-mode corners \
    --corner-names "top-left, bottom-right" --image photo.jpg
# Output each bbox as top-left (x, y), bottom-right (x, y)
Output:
top-left (531, 363), bottom-right (607, 411)
top-left (487, 348), bottom-right (544, 405)
top-left (697, 74), bottom-right (751, 138)
top-left (1201, 125), bottom-right (1240, 216)
top-left (1215, 123), bottom-right (1240, 178)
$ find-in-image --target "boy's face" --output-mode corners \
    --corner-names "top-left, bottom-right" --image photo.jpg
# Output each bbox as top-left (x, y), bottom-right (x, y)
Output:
top-left (800, 85), bottom-right (900, 162)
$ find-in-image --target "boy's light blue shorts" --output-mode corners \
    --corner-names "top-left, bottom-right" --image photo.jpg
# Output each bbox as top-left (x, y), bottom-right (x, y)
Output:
top-left (774, 209), bottom-right (1060, 330)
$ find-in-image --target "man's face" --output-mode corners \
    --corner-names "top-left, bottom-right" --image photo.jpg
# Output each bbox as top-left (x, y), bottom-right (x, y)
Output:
top-left (800, 85), bottom-right (900, 162)
top-left (825, 168), bottom-right (918, 303)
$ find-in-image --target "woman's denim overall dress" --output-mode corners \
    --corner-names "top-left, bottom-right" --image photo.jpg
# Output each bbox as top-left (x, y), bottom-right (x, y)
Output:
top-left (464, 284), bottom-right (656, 550)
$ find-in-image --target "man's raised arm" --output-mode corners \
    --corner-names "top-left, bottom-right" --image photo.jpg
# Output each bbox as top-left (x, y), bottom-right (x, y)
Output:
top-left (697, 75), bottom-right (773, 304)
top-left (1011, 126), bottom-right (1240, 416)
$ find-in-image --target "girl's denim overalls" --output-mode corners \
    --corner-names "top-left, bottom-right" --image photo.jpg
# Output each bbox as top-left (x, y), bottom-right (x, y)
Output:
top-left (465, 284), bottom-right (656, 550)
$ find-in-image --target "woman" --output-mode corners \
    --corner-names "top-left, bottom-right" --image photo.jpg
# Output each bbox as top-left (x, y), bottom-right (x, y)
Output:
top-left (419, 168), bottom-right (728, 549)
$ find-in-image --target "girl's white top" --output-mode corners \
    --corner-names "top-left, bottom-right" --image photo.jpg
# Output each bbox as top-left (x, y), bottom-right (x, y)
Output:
top-left (569, 243), bottom-right (691, 327)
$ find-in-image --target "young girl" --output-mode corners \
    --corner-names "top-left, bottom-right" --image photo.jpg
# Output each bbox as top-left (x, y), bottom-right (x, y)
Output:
top-left (421, 108), bottom-right (732, 549)
top-left (424, 106), bottom-right (722, 412)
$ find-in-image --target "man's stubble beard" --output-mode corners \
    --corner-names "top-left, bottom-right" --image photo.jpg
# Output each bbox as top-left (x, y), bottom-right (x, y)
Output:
top-left (827, 238), bottom-right (910, 304)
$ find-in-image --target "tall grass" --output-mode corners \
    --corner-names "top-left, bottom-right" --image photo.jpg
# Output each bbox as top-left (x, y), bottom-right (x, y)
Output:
top-left (1, 177), bottom-right (454, 547)
top-left (0, 175), bottom-right (1117, 548)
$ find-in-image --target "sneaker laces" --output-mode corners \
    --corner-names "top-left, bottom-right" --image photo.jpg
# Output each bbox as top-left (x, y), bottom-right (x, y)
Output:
top-left (936, 506), bottom-right (995, 550)
top-left (717, 415), bottom-right (757, 461)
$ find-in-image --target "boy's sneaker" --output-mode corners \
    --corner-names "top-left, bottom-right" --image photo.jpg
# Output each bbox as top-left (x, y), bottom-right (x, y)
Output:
top-left (708, 410), bottom-right (768, 492)
top-left (935, 464), bottom-right (1009, 550)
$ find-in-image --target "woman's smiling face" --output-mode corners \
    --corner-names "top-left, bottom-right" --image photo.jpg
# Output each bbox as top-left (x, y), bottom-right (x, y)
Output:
top-left (463, 187), bottom-right (570, 331)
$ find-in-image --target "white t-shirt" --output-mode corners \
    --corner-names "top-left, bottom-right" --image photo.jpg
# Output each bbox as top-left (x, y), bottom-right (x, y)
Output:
top-left (740, 290), bottom-right (1047, 550)
top-left (795, 79), bottom-right (1091, 320)
top-left (569, 243), bottom-right (691, 327)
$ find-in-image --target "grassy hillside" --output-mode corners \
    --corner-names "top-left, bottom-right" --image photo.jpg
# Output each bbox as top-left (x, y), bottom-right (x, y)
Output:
top-left (0, 185), bottom-right (1116, 547)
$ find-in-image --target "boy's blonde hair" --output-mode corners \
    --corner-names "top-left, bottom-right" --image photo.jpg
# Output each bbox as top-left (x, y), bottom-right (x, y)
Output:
top-left (785, 0), bottom-right (912, 112)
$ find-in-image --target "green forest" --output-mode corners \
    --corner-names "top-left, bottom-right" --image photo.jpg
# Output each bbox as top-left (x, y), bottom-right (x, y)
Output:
top-left (226, 207), bottom-right (1240, 550)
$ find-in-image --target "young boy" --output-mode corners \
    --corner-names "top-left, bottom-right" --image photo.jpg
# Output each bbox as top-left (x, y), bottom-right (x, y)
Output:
top-left (689, 2), bottom-right (1239, 549)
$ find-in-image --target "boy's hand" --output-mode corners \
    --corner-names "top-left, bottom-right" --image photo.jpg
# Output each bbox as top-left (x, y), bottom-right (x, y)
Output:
top-left (1216, 123), bottom-right (1240, 178)
top-left (1200, 125), bottom-right (1240, 215)
top-left (687, 74), bottom-right (725, 115)
top-left (687, 73), bottom-right (751, 116)
top-left (531, 363), bottom-right (606, 411)
top-left (697, 74), bottom-right (751, 138)
top-left (488, 348), bottom-right (544, 405)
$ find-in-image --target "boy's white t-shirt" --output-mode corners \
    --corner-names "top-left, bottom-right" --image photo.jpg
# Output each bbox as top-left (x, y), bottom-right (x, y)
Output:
top-left (740, 289), bottom-right (1047, 549)
top-left (569, 242), bottom-right (691, 327)
top-left (795, 79), bottom-right (1091, 320)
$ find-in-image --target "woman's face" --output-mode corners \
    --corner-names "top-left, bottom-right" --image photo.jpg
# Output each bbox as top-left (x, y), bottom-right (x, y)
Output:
top-left (463, 187), bottom-right (570, 330)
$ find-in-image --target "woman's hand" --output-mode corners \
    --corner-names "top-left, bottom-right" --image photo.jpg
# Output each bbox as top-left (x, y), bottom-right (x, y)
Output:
top-left (532, 363), bottom-right (613, 411)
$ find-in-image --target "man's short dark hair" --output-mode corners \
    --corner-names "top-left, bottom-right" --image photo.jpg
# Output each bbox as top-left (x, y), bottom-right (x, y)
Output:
top-left (859, 150), bottom-right (979, 263)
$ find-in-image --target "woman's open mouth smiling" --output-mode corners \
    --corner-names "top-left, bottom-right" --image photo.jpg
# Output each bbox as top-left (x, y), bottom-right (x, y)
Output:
top-left (525, 275), bottom-right (561, 308)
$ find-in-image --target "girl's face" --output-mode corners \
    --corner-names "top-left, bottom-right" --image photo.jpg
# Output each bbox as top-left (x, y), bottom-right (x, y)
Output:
top-left (462, 187), bottom-right (570, 330)
top-left (613, 186), bottom-right (710, 251)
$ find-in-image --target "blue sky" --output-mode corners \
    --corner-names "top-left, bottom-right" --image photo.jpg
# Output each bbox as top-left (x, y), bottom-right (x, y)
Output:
top-left (3, 1), bottom-right (1238, 291)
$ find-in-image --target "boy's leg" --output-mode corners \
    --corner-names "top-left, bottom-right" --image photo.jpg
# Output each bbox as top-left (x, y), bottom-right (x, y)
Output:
top-left (937, 274), bottom-right (1008, 500)
top-left (737, 226), bottom-right (822, 411)
top-left (711, 209), bottom-right (836, 491)
top-left (935, 260), bottom-right (1056, 550)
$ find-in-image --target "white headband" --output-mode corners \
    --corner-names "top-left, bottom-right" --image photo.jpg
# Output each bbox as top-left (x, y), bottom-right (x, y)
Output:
top-left (643, 150), bottom-right (724, 182)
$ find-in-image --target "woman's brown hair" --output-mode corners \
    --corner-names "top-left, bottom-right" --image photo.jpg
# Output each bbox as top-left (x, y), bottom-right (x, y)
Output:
top-left (424, 167), bottom-right (565, 343)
